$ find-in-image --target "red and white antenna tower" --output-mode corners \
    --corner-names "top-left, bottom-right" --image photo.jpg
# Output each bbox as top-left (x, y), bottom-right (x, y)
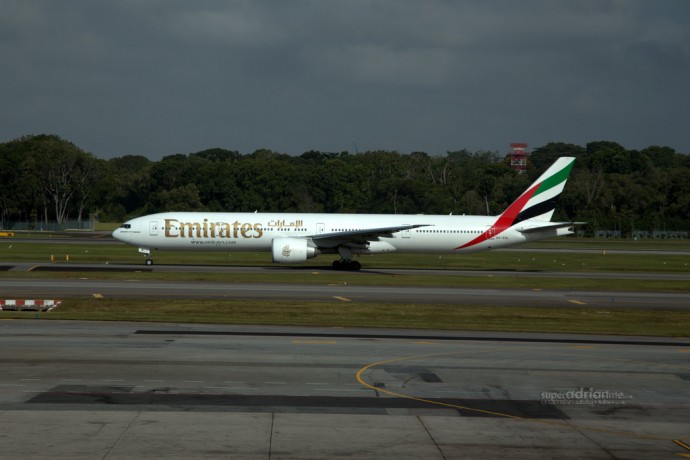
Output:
top-left (508, 143), bottom-right (528, 174)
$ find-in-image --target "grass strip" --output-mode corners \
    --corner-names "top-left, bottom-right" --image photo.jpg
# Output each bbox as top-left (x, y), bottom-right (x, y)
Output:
top-left (1, 269), bottom-right (688, 292)
top-left (5, 299), bottom-right (689, 338)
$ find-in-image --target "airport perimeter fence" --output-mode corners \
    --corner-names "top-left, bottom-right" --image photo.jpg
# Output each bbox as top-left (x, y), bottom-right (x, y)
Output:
top-left (0, 219), bottom-right (95, 232)
top-left (580, 229), bottom-right (689, 239)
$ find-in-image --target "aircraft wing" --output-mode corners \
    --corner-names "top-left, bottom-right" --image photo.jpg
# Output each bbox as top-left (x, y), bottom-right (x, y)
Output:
top-left (515, 222), bottom-right (586, 234)
top-left (310, 224), bottom-right (429, 248)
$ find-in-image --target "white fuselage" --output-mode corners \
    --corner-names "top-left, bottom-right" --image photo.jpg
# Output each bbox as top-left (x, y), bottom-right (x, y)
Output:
top-left (113, 211), bottom-right (564, 256)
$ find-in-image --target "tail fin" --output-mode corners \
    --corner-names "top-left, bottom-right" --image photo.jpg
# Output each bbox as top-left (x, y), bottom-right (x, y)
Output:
top-left (457, 157), bottom-right (575, 249)
top-left (511, 156), bottom-right (575, 224)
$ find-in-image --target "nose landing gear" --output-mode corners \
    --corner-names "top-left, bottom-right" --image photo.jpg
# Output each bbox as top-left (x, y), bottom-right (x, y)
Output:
top-left (138, 248), bottom-right (153, 266)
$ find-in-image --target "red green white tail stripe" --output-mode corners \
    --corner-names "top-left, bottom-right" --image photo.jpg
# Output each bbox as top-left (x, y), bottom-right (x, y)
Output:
top-left (456, 157), bottom-right (575, 250)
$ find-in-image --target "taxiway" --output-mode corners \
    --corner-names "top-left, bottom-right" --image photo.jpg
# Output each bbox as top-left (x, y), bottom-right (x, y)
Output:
top-left (0, 320), bottom-right (689, 459)
top-left (0, 264), bottom-right (689, 309)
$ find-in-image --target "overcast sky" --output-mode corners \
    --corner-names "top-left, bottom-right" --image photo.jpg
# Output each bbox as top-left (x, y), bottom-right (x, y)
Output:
top-left (2, 1), bottom-right (689, 160)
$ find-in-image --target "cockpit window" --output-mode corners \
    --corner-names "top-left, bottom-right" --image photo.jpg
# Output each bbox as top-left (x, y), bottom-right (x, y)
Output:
top-left (120, 224), bottom-right (131, 229)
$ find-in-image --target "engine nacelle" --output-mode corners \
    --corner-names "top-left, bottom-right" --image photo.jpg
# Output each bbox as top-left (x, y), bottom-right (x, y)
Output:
top-left (271, 237), bottom-right (319, 264)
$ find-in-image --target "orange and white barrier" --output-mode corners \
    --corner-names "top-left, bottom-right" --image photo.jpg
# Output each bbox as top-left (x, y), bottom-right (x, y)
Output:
top-left (0, 299), bottom-right (62, 311)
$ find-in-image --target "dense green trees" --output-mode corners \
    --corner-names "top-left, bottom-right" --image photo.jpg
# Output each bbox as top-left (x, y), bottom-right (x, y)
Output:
top-left (1, 134), bottom-right (688, 236)
top-left (0, 135), bottom-right (100, 227)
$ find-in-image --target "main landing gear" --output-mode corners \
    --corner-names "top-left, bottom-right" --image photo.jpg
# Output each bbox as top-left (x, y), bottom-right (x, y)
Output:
top-left (332, 259), bottom-right (361, 271)
top-left (332, 246), bottom-right (361, 271)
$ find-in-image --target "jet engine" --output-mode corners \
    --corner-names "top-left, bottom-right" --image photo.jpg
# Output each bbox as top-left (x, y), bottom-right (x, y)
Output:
top-left (271, 237), bottom-right (319, 264)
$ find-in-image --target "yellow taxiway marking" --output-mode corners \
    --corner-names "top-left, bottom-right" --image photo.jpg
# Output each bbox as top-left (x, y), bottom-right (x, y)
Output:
top-left (356, 351), bottom-right (673, 442)
top-left (677, 349), bottom-right (690, 353)
top-left (568, 299), bottom-right (587, 305)
top-left (570, 345), bottom-right (596, 349)
top-left (92, 293), bottom-right (103, 299)
top-left (292, 340), bottom-right (337, 345)
top-left (333, 296), bottom-right (352, 302)
top-left (674, 439), bottom-right (690, 457)
top-left (356, 352), bottom-right (522, 419)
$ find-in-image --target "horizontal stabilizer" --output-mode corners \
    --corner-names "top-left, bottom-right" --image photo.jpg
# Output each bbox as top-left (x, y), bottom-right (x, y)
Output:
top-left (515, 222), bottom-right (586, 234)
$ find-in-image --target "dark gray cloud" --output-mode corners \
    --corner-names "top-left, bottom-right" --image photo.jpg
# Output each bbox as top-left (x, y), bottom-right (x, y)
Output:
top-left (1, 0), bottom-right (689, 159)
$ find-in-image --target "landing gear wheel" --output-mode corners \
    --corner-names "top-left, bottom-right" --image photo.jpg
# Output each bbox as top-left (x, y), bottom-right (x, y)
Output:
top-left (145, 258), bottom-right (153, 266)
top-left (332, 259), bottom-right (361, 271)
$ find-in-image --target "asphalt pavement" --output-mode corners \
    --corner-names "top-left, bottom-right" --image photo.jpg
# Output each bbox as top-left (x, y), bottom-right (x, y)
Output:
top-left (1, 320), bottom-right (689, 459)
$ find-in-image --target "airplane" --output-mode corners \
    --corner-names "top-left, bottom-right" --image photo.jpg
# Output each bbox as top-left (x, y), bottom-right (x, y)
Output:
top-left (113, 157), bottom-right (580, 270)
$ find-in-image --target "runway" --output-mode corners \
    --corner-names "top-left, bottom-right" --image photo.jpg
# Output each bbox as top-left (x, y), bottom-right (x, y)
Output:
top-left (1, 320), bottom-right (689, 459)
top-left (5, 259), bottom-right (690, 280)
top-left (0, 270), bottom-right (689, 309)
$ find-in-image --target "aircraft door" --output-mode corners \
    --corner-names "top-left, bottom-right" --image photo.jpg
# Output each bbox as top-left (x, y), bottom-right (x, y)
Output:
top-left (402, 225), bottom-right (411, 238)
top-left (149, 221), bottom-right (159, 236)
top-left (317, 223), bottom-right (325, 234)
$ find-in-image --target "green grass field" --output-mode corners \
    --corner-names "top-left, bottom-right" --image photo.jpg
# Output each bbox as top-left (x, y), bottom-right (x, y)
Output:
top-left (2, 299), bottom-right (685, 338)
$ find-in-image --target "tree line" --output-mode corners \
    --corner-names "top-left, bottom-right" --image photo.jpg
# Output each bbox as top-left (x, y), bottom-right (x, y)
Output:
top-left (1, 134), bottom-right (689, 237)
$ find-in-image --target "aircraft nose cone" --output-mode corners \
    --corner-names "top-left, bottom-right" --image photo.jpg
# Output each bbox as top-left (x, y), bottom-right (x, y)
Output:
top-left (112, 224), bottom-right (133, 243)
top-left (112, 227), bottom-right (123, 241)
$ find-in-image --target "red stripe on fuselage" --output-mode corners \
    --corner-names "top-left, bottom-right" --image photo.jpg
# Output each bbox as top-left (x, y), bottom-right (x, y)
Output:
top-left (455, 182), bottom-right (541, 250)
